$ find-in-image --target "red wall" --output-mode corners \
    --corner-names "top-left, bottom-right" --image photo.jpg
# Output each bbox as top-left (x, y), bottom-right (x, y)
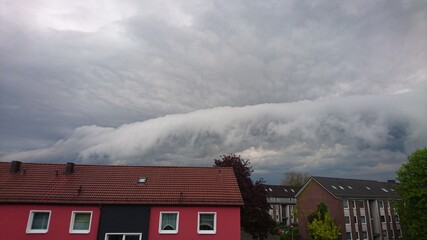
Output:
top-left (0, 204), bottom-right (100, 240)
top-left (148, 206), bottom-right (240, 240)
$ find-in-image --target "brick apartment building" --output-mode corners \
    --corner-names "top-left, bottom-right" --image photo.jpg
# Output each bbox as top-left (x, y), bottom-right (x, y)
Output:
top-left (296, 176), bottom-right (401, 240)
top-left (265, 185), bottom-right (299, 226)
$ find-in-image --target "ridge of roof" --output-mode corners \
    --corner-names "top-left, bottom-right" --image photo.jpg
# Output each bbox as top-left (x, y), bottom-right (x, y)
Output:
top-left (0, 161), bottom-right (229, 169)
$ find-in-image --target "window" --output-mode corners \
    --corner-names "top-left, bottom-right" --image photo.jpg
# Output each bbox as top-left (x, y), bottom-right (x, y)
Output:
top-left (382, 230), bottom-right (387, 238)
top-left (355, 231), bottom-right (359, 239)
top-left (105, 233), bottom-right (141, 240)
top-left (344, 216), bottom-right (350, 224)
top-left (346, 232), bottom-right (352, 240)
top-left (352, 200), bottom-right (356, 209)
top-left (353, 216), bottom-right (358, 224)
top-left (137, 177), bottom-right (147, 184)
top-left (381, 215), bottom-right (386, 222)
top-left (198, 212), bottom-right (216, 234)
top-left (363, 231), bottom-right (368, 239)
top-left (397, 229), bottom-right (402, 236)
top-left (395, 215), bottom-right (399, 222)
top-left (70, 211), bottom-right (92, 234)
top-left (27, 211), bottom-right (51, 233)
top-left (343, 199), bottom-right (349, 208)
top-left (359, 200), bottom-right (365, 208)
top-left (159, 212), bottom-right (179, 234)
top-left (378, 201), bottom-right (384, 208)
top-left (389, 230), bottom-right (394, 238)
top-left (360, 215), bottom-right (366, 224)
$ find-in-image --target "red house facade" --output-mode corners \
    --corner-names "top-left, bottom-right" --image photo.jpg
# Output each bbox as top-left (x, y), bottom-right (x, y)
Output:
top-left (149, 206), bottom-right (241, 240)
top-left (0, 161), bottom-right (243, 240)
top-left (0, 204), bottom-right (100, 240)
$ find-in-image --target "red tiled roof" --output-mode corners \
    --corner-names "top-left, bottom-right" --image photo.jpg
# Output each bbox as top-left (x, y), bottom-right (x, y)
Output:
top-left (0, 162), bottom-right (243, 206)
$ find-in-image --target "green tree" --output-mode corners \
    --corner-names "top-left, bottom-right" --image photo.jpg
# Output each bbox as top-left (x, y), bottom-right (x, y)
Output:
top-left (307, 203), bottom-right (339, 240)
top-left (214, 154), bottom-right (276, 240)
top-left (396, 147), bottom-right (427, 240)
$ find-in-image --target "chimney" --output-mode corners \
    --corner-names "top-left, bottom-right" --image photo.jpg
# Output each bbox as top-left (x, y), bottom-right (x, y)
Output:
top-left (9, 161), bottom-right (21, 173)
top-left (65, 162), bottom-right (75, 174)
top-left (387, 180), bottom-right (396, 183)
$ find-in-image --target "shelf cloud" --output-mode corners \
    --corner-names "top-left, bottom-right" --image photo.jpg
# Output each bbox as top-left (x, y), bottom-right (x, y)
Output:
top-left (3, 92), bottom-right (426, 181)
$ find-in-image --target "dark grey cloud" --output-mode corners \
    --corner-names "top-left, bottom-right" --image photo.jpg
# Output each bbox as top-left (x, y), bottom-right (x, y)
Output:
top-left (0, 0), bottom-right (426, 182)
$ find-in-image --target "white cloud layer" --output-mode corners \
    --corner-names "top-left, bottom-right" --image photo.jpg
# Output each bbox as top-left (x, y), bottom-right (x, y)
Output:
top-left (2, 92), bottom-right (426, 182)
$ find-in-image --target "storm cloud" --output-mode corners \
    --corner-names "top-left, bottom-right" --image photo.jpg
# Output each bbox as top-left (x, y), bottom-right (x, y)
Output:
top-left (2, 92), bottom-right (426, 182)
top-left (1, 0), bottom-right (426, 182)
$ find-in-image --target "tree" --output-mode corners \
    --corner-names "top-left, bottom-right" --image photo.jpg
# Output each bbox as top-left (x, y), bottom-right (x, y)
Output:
top-left (396, 147), bottom-right (427, 240)
top-left (282, 171), bottom-right (311, 187)
top-left (307, 203), bottom-right (339, 240)
top-left (214, 154), bottom-right (276, 240)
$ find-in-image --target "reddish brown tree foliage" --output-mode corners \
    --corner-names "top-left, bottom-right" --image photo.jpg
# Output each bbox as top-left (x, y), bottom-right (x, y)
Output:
top-left (214, 154), bottom-right (275, 240)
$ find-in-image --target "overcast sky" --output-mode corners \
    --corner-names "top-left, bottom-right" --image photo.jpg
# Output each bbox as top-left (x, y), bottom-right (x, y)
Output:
top-left (1, 0), bottom-right (426, 183)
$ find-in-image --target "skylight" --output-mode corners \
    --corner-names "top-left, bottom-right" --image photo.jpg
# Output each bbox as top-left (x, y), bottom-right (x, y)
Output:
top-left (331, 185), bottom-right (337, 189)
top-left (284, 189), bottom-right (288, 192)
top-left (339, 186), bottom-right (345, 190)
top-left (390, 188), bottom-right (395, 192)
top-left (348, 186), bottom-right (353, 189)
top-left (366, 187), bottom-right (371, 190)
top-left (269, 188), bottom-right (273, 192)
top-left (381, 188), bottom-right (389, 192)
top-left (137, 177), bottom-right (147, 184)
top-left (291, 189), bottom-right (295, 193)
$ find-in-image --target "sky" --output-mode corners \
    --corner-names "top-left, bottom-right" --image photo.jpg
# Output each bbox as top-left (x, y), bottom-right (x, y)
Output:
top-left (0, 0), bottom-right (426, 184)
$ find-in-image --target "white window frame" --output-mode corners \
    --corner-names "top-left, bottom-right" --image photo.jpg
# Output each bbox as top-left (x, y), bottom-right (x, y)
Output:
top-left (26, 210), bottom-right (51, 234)
top-left (344, 216), bottom-right (350, 225)
top-left (359, 200), bottom-right (365, 209)
top-left (105, 233), bottom-right (142, 240)
top-left (158, 211), bottom-right (179, 234)
top-left (360, 215), bottom-right (366, 224)
top-left (343, 199), bottom-right (349, 209)
top-left (362, 230), bottom-right (368, 240)
top-left (346, 231), bottom-right (352, 240)
top-left (197, 212), bottom-right (217, 234)
top-left (69, 211), bottom-right (92, 234)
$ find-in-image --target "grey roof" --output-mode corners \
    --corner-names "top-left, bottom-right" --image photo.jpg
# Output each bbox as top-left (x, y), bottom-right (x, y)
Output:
top-left (265, 184), bottom-right (300, 198)
top-left (309, 176), bottom-right (399, 199)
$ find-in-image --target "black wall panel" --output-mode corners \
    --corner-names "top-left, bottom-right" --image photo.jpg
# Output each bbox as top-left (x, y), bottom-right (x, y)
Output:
top-left (97, 205), bottom-right (150, 240)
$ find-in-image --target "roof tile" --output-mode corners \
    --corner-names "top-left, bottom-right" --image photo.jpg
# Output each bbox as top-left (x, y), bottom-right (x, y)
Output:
top-left (0, 162), bottom-right (243, 206)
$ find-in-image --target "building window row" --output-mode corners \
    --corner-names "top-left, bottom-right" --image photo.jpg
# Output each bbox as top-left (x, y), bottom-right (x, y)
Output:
top-left (343, 199), bottom-right (365, 209)
top-left (159, 212), bottom-right (216, 235)
top-left (27, 210), bottom-right (92, 234)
